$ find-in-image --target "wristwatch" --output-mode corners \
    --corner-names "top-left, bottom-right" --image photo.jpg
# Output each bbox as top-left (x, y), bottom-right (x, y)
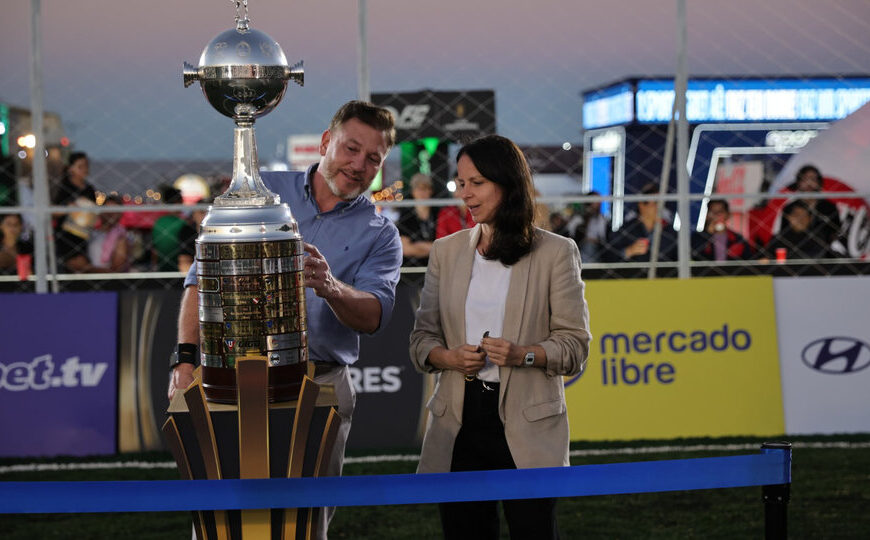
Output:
top-left (169, 343), bottom-right (199, 371)
top-left (523, 351), bottom-right (535, 367)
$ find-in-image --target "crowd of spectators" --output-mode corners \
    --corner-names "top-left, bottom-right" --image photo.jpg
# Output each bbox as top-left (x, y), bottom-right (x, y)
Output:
top-left (393, 163), bottom-right (853, 278)
top-left (2, 158), bottom-right (855, 281)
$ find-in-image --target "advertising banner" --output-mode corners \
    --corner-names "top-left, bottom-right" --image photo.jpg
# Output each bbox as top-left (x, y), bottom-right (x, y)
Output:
top-left (567, 276), bottom-right (783, 441)
top-left (371, 90), bottom-right (496, 142)
top-left (351, 283), bottom-right (426, 450)
top-left (0, 292), bottom-right (118, 457)
top-left (774, 276), bottom-right (870, 434)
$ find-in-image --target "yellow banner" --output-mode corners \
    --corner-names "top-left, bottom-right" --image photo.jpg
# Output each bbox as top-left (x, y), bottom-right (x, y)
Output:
top-left (567, 276), bottom-right (783, 440)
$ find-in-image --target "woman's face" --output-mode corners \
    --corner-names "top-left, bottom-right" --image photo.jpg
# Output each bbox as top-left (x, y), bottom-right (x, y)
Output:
top-left (1, 214), bottom-right (22, 240)
top-left (68, 157), bottom-right (89, 183)
top-left (456, 154), bottom-right (503, 226)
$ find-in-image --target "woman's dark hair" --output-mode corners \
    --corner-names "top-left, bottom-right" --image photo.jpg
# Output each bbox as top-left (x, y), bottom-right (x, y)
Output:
top-left (61, 151), bottom-right (89, 185)
top-left (457, 134), bottom-right (535, 265)
top-left (788, 164), bottom-right (822, 192)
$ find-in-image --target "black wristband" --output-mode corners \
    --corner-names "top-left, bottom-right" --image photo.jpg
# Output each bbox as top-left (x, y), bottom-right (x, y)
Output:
top-left (169, 343), bottom-right (199, 371)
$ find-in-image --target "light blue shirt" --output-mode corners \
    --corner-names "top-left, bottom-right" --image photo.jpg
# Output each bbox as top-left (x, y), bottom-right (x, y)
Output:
top-left (184, 165), bottom-right (403, 365)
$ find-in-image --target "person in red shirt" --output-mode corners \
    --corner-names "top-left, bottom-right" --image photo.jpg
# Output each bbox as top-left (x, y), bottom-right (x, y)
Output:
top-left (436, 186), bottom-right (474, 238)
top-left (691, 198), bottom-right (753, 261)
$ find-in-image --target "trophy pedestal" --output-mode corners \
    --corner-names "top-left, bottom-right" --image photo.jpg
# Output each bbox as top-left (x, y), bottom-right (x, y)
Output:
top-left (201, 362), bottom-right (308, 404)
top-left (163, 358), bottom-right (340, 540)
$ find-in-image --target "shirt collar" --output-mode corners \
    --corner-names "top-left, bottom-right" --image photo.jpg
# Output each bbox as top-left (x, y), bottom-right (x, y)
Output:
top-left (303, 163), bottom-right (318, 201)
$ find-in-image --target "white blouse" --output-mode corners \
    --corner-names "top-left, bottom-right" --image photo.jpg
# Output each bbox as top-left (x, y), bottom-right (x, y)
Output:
top-left (464, 250), bottom-right (512, 382)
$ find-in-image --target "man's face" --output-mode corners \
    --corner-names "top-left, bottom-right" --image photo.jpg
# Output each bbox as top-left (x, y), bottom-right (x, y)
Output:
top-left (319, 118), bottom-right (391, 200)
top-left (638, 199), bottom-right (657, 219)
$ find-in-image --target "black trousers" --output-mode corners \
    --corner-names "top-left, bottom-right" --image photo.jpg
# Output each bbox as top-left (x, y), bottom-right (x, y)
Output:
top-left (439, 378), bottom-right (559, 540)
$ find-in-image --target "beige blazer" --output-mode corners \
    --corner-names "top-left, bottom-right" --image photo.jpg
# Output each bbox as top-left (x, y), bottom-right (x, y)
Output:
top-left (409, 226), bottom-right (591, 473)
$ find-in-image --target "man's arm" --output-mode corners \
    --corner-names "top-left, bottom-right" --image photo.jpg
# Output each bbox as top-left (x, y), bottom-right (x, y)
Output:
top-left (167, 284), bottom-right (199, 400)
top-left (303, 243), bottom-right (382, 334)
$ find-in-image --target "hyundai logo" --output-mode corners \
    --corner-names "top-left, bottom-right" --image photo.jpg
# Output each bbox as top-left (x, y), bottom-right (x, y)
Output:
top-left (801, 337), bottom-right (870, 374)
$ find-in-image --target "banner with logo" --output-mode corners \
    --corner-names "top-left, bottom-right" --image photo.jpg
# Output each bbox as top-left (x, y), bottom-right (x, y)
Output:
top-left (0, 293), bottom-right (118, 457)
top-left (774, 276), bottom-right (870, 434)
top-left (567, 276), bottom-right (783, 441)
top-left (371, 90), bottom-right (496, 142)
top-left (351, 283), bottom-right (426, 450)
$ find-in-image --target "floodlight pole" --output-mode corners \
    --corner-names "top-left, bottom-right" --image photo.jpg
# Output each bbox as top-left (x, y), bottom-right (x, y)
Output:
top-left (29, 0), bottom-right (49, 293)
top-left (357, 0), bottom-right (370, 102)
top-left (675, 0), bottom-right (690, 278)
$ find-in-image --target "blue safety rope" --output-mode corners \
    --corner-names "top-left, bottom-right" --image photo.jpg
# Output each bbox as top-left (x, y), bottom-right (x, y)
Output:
top-left (0, 451), bottom-right (790, 514)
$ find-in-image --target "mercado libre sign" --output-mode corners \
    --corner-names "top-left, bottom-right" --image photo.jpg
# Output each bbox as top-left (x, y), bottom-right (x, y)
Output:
top-left (582, 77), bottom-right (870, 129)
top-left (565, 276), bottom-right (784, 441)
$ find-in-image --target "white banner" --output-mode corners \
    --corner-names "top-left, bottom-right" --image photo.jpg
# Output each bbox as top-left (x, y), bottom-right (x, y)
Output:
top-left (775, 276), bottom-right (870, 434)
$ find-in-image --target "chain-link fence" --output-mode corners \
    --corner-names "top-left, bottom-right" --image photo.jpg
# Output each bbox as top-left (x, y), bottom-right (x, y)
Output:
top-left (2, 0), bottom-right (869, 292)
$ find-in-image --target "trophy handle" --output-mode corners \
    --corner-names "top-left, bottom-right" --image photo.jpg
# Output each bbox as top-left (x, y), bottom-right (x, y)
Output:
top-left (286, 60), bottom-right (304, 87)
top-left (183, 61), bottom-right (201, 88)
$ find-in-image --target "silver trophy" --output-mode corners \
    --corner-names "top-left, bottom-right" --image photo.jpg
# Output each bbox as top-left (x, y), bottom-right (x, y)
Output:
top-left (183, 6), bottom-right (307, 403)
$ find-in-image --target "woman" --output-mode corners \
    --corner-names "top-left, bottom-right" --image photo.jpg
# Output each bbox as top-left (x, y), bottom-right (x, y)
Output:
top-left (0, 213), bottom-right (32, 275)
top-left (409, 134), bottom-right (591, 539)
top-left (87, 195), bottom-right (131, 272)
top-left (53, 151), bottom-right (100, 272)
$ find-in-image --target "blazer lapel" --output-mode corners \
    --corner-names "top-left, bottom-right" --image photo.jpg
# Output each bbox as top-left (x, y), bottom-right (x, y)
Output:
top-left (499, 246), bottom-right (532, 409)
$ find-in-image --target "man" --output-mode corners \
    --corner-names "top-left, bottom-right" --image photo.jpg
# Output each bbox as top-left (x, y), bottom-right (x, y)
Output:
top-left (604, 182), bottom-right (677, 264)
top-left (763, 199), bottom-right (833, 260)
top-left (691, 198), bottom-right (752, 261)
top-left (790, 164), bottom-right (841, 245)
top-left (167, 100), bottom-right (402, 538)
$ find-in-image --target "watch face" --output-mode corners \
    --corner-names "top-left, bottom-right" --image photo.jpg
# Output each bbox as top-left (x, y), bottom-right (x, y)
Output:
top-left (524, 353), bottom-right (535, 365)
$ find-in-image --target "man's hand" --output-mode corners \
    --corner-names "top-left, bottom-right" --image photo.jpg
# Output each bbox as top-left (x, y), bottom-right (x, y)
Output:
top-left (167, 363), bottom-right (194, 401)
top-left (303, 243), bottom-right (339, 299)
top-left (625, 238), bottom-right (650, 258)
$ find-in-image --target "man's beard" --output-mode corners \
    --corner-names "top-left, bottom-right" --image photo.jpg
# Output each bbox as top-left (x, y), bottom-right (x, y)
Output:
top-left (324, 169), bottom-right (369, 200)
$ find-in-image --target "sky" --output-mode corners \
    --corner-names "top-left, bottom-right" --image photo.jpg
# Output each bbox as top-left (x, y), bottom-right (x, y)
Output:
top-left (1, 0), bottom-right (869, 162)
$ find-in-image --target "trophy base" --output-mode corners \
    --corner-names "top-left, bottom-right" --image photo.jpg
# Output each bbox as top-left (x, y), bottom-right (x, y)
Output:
top-left (202, 362), bottom-right (308, 404)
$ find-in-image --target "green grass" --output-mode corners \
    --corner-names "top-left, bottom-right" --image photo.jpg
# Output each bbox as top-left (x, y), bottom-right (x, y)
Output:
top-left (2, 435), bottom-right (868, 539)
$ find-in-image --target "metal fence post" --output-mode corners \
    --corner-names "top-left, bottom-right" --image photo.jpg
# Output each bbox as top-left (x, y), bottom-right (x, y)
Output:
top-left (761, 441), bottom-right (792, 540)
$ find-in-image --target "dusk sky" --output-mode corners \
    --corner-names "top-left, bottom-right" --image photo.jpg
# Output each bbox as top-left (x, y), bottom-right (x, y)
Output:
top-left (1, 1), bottom-right (869, 162)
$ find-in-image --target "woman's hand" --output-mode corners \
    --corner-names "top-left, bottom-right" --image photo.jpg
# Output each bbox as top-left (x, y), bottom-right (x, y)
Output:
top-left (480, 336), bottom-right (524, 367)
top-left (429, 345), bottom-right (486, 377)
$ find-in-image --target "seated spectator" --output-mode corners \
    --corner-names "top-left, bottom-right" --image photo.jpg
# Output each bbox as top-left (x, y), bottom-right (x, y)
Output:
top-left (789, 165), bottom-right (841, 244)
top-left (549, 211), bottom-right (570, 237)
top-left (87, 195), bottom-right (131, 272)
top-left (691, 198), bottom-right (752, 261)
top-left (152, 185), bottom-right (188, 271)
top-left (604, 183), bottom-right (677, 262)
top-left (574, 191), bottom-right (610, 263)
top-left (0, 213), bottom-right (33, 275)
top-left (533, 188), bottom-right (551, 231)
top-left (176, 199), bottom-right (210, 273)
top-left (762, 199), bottom-right (833, 261)
top-left (53, 151), bottom-right (100, 273)
top-left (436, 185), bottom-right (474, 238)
top-left (398, 173), bottom-right (437, 268)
